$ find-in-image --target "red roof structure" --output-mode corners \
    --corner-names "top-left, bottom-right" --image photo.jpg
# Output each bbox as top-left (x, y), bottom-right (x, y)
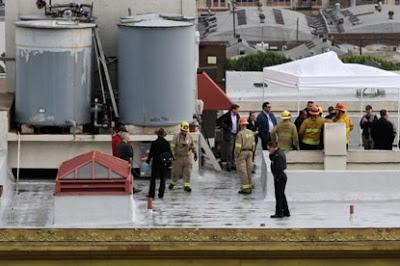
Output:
top-left (54, 151), bottom-right (133, 196)
top-left (197, 72), bottom-right (232, 111)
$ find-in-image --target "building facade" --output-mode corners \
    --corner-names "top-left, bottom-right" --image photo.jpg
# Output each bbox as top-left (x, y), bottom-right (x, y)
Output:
top-left (197, 0), bottom-right (327, 10)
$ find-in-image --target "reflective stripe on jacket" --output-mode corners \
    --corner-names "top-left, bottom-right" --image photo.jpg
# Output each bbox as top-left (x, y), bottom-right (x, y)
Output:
top-left (234, 128), bottom-right (256, 158)
top-left (333, 114), bottom-right (353, 144)
top-left (299, 116), bottom-right (325, 146)
top-left (171, 133), bottom-right (195, 157)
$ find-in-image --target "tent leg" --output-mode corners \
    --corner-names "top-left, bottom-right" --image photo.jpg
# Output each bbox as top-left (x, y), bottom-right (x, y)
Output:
top-left (360, 91), bottom-right (363, 149)
top-left (297, 87), bottom-right (300, 114)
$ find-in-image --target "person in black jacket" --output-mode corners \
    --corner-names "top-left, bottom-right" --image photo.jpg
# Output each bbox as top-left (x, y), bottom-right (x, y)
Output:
top-left (247, 111), bottom-right (259, 162)
top-left (371, 110), bottom-right (396, 150)
top-left (294, 110), bottom-right (307, 133)
top-left (116, 133), bottom-right (142, 194)
top-left (360, 105), bottom-right (378, 150)
top-left (146, 128), bottom-right (173, 199)
top-left (216, 104), bottom-right (240, 171)
top-left (325, 106), bottom-right (336, 120)
top-left (116, 132), bottom-right (133, 163)
top-left (268, 142), bottom-right (290, 219)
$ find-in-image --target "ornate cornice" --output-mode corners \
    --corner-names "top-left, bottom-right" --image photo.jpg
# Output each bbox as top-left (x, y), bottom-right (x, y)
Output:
top-left (0, 228), bottom-right (400, 259)
top-left (1, 228), bottom-right (400, 242)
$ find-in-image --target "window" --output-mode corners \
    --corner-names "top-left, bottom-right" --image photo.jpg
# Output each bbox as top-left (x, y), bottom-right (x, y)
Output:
top-left (207, 56), bottom-right (217, 64)
top-left (95, 163), bottom-right (109, 179)
top-left (78, 163), bottom-right (92, 179)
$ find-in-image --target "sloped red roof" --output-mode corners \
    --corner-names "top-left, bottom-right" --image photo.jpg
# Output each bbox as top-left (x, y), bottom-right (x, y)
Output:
top-left (197, 72), bottom-right (232, 111)
top-left (55, 151), bottom-right (133, 195)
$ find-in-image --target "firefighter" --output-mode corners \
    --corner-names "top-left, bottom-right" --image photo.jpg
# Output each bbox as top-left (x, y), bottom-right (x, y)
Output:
top-left (333, 103), bottom-right (353, 148)
top-left (235, 117), bottom-right (256, 194)
top-left (271, 110), bottom-right (299, 151)
top-left (169, 121), bottom-right (197, 192)
top-left (299, 105), bottom-right (325, 150)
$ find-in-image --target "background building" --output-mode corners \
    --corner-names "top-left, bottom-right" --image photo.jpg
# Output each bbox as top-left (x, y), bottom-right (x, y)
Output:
top-left (197, 0), bottom-right (327, 10)
top-left (321, 4), bottom-right (400, 47)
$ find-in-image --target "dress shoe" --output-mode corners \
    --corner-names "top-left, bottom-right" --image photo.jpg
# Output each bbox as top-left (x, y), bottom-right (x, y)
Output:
top-left (270, 213), bottom-right (285, 218)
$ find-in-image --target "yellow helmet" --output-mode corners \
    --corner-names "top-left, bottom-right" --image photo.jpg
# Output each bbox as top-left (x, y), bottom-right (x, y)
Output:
top-left (180, 121), bottom-right (190, 132)
top-left (281, 110), bottom-right (291, 120)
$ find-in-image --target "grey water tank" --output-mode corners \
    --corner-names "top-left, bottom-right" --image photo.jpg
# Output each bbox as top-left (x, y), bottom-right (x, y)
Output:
top-left (118, 16), bottom-right (196, 126)
top-left (15, 20), bottom-right (95, 126)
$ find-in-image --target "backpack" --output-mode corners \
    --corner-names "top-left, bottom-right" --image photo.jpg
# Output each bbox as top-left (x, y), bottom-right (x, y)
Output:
top-left (160, 152), bottom-right (173, 168)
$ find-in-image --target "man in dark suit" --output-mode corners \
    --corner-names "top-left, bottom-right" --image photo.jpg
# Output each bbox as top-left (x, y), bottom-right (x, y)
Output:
top-left (256, 102), bottom-right (277, 150)
top-left (216, 104), bottom-right (240, 171)
top-left (371, 109), bottom-right (396, 150)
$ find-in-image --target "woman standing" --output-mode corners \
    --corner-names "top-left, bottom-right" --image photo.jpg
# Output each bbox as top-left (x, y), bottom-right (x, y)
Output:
top-left (146, 128), bottom-right (173, 199)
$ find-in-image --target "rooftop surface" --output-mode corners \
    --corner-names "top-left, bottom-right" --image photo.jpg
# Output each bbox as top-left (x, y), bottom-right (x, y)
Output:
top-left (323, 4), bottom-right (400, 33)
top-left (284, 39), bottom-right (348, 60)
top-left (1, 149), bottom-right (400, 229)
top-left (200, 7), bottom-right (312, 42)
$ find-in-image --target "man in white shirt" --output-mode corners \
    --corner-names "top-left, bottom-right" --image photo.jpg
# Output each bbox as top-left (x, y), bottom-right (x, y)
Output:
top-left (216, 104), bottom-right (240, 171)
top-left (256, 102), bottom-right (277, 150)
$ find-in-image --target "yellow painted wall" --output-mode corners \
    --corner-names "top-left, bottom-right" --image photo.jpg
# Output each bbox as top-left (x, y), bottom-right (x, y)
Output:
top-left (3, 259), bottom-right (400, 266)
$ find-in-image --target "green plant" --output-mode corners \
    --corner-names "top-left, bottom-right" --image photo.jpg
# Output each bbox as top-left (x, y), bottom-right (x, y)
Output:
top-left (341, 55), bottom-right (400, 71)
top-left (225, 52), bottom-right (292, 71)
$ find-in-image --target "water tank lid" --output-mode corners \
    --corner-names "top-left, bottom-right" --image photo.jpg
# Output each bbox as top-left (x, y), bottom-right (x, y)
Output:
top-left (19, 15), bottom-right (50, 21)
top-left (119, 19), bottom-right (192, 28)
top-left (119, 14), bottom-right (193, 28)
top-left (15, 20), bottom-right (96, 29)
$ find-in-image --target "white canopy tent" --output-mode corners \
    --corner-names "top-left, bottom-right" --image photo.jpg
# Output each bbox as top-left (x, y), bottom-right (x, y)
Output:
top-left (263, 51), bottom-right (400, 149)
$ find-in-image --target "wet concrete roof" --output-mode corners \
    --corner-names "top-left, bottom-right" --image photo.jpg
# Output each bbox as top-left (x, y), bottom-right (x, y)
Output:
top-left (1, 149), bottom-right (400, 229)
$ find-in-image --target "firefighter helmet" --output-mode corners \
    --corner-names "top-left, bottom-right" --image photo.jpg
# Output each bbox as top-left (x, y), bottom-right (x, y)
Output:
top-left (180, 121), bottom-right (190, 132)
top-left (281, 110), bottom-right (291, 120)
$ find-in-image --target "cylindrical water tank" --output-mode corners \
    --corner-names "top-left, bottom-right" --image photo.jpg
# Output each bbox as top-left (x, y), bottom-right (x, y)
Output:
top-left (15, 20), bottom-right (95, 126)
top-left (118, 17), bottom-right (196, 126)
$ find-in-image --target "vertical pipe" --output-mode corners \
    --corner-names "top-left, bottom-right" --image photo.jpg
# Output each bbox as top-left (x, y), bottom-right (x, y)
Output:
top-left (360, 90), bottom-right (363, 149)
top-left (232, 1), bottom-right (236, 38)
top-left (262, 81), bottom-right (265, 102)
top-left (297, 84), bottom-right (300, 114)
top-left (16, 132), bottom-right (21, 194)
top-left (180, 0), bottom-right (183, 16)
top-left (296, 18), bottom-right (299, 44)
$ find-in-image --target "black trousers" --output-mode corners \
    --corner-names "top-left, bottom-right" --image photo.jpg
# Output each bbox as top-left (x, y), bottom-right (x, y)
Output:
top-left (274, 176), bottom-right (290, 216)
top-left (300, 142), bottom-right (320, 150)
top-left (148, 162), bottom-right (168, 199)
top-left (260, 133), bottom-right (271, 150)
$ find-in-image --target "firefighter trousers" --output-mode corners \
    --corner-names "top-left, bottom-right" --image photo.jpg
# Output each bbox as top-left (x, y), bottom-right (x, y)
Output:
top-left (235, 151), bottom-right (253, 187)
top-left (171, 155), bottom-right (192, 187)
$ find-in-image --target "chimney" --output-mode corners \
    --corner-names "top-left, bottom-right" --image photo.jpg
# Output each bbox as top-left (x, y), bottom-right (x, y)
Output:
top-left (335, 3), bottom-right (341, 16)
